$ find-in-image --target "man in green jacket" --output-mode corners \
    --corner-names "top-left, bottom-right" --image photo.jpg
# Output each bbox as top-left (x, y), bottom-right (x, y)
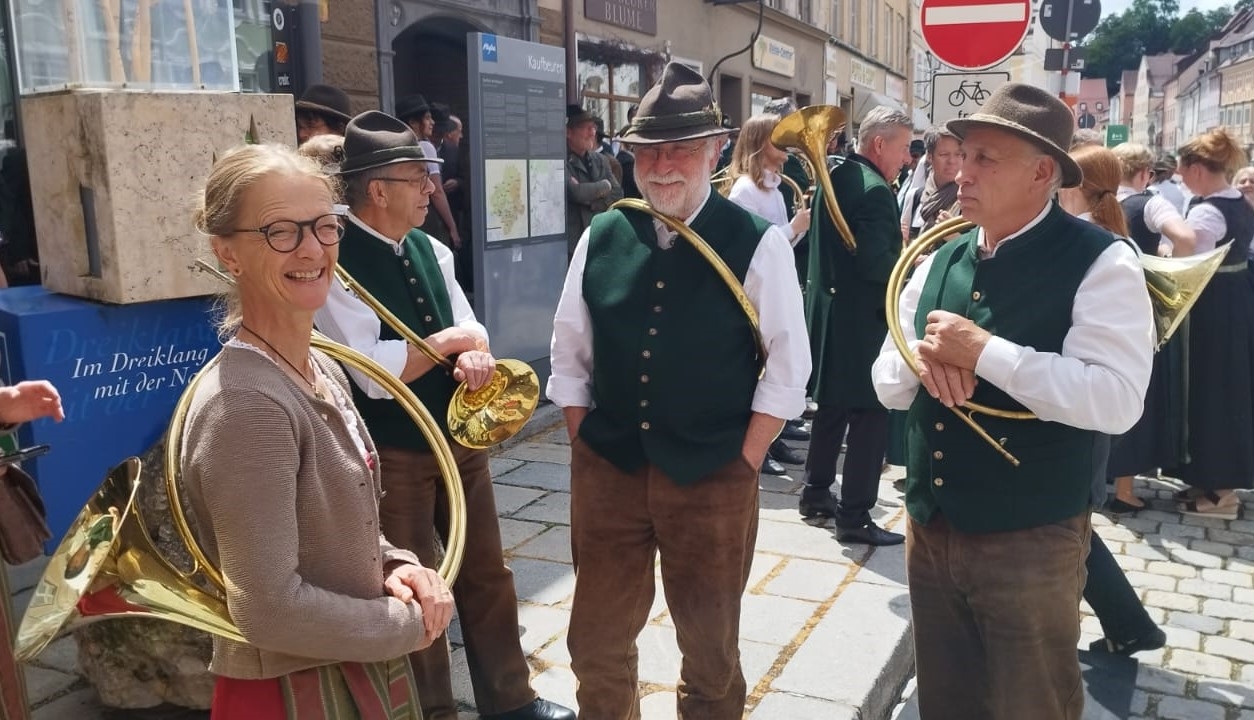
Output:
top-left (316, 111), bottom-right (574, 720)
top-left (548, 62), bottom-right (810, 718)
top-left (800, 105), bottom-right (913, 546)
top-left (872, 83), bottom-right (1154, 718)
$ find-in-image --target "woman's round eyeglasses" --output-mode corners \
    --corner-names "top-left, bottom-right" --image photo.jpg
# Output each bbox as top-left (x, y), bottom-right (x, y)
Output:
top-left (233, 213), bottom-right (346, 253)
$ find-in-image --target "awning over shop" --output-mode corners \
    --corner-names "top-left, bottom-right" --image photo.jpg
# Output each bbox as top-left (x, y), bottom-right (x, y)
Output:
top-left (851, 91), bottom-right (905, 124)
top-left (913, 108), bottom-right (932, 132)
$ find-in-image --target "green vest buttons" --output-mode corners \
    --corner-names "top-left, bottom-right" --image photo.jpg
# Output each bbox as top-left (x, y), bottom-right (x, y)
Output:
top-left (641, 421), bottom-right (651, 430)
top-left (424, 315), bottom-right (433, 323)
top-left (417, 297), bottom-right (425, 304)
top-left (972, 290), bottom-right (982, 301)
top-left (933, 450), bottom-right (943, 460)
top-left (656, 281), bottom-right (665, 289)
top-left (403, 259), bottom-right (410, 266)
top-left (648, 328), bottom-right (658, 336)
top-left (409, 277), bottom-right (417, 285)
top-left (934, 422), bottom-right (945, 431)
top-left (640, 399), bottom-right (649, 407)
top-left (828, 287), bottom-right (836, 295)
top-left (641, 374), bottom-right (650, 383)
top-left (653, 305), bottom-right (662, 313)
top-left (934, 477), bottom-right (944, 486)
top-left (642, 350), bottom-right (652, 359)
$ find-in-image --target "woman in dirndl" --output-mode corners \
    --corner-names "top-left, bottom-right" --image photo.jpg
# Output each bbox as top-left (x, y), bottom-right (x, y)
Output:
top-left (1173, 128), bottom-right (1254, 519)
top-left (183, 143), bottom-right (454, 718)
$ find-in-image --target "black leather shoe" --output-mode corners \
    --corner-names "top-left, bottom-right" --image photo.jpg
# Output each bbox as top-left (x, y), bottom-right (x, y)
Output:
top-left (483, 698), bottom-right (577, 720)
top-left (835, 521), bottom-right (904, 546)
top-left (799, 491), bottom-right (839, 519)
top-left (769, 438), bottom-right (806, 465)
top-left (803, 399), bottom-right (818, 419)
top-left (761, 456), bottom-right (788, 475)
top-left (779, 420), bottom-right (811, 441)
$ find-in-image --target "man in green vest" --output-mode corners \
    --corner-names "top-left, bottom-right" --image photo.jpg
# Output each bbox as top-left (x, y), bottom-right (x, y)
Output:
top-left (548, 62), bottom-right (810, 718)
top-left (800, 105), bottom-right (913, 546)
top-left (871, 84), bottom-right (1154, 718)
top-left (315, 111), bottom-right (574, 720)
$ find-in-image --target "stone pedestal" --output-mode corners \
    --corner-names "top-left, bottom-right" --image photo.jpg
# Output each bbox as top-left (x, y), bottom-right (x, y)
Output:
top-left (21, 90), bottom-right (295, 304)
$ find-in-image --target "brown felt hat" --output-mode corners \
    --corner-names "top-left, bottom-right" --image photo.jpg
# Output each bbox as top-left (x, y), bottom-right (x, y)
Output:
top-left (337, 110), bottom-right (442, 175)
top-left (618, 62), bottom-right (733, 145)
top-left (946, 83), bottom-right (1082, 188)
top-left (294, 84), bottom-right (352, 124)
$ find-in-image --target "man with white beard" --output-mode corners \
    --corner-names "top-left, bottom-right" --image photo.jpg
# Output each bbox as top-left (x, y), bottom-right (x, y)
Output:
top-left (547, 62), bottom-right (810, 718)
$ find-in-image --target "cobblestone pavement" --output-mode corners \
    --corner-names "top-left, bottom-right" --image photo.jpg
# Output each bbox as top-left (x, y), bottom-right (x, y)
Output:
top-left (8, 408), bottom-right (1254, 719)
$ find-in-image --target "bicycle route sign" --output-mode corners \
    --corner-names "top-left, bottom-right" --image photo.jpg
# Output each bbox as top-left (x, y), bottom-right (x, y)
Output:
top-left (929, 72), bottom-right (1011, 125)
top-left (920, 0), bottom-right (1031, 70)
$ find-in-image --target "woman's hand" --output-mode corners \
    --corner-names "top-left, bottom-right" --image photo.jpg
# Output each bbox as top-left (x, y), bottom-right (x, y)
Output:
top-left (384, 562), bottom-right (455, 649)
top-left (0, 381), bottom-right (64, 425)
top-left (453, 351), bottom-right (496, 392)
top-left (789, 208), bottom-right (812, 239)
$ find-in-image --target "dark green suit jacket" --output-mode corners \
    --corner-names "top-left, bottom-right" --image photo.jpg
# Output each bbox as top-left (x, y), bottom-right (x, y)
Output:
top-left (805, 153), bottom-right (902, 409)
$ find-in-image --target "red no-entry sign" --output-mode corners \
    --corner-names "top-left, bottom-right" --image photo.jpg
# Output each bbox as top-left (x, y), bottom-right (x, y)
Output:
top-left (920, 0), bottom-right (1031, 71)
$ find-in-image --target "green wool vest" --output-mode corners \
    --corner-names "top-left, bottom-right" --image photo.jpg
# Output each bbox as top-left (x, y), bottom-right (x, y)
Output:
top-left (336, 221), bottom-right (457, 451)
top-left (905, 205), bottom-right (1115, 533)
top-left (580, 192), bottom-right (770, 485)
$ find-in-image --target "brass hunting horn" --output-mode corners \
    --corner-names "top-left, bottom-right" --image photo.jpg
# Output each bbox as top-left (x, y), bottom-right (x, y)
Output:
top-left (334, 266), bottom-right (540, 450)
top-left (770, 105), bottom-right (855, 252)
top-left (885, 216), bottom-right (1231, 466)
top-left (610, 198), bottom-right (767, 376)
top-left (17, 272), bottom-right (467, 662)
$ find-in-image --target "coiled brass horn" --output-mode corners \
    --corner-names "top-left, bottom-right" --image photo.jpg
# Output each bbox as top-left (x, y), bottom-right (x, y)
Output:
top-left (17, 306), bottom-right (467, 664)
top-left (885, 215), bottom-right (1232, 466)
top-left (771, 105), bottom-right (855, 252)
top-left (334, 266), bottom-right (539, 450)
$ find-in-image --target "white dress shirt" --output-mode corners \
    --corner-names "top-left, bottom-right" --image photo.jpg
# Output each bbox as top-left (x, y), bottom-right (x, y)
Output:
top-left (1117, 185), bottom-right (1185, 236)
top-left (547, 188), bottom-right (811, 421)
top-left (871, 202), bottom-right (1154, 435)
top-left (1184, 187), bottom-right (1242, 253)
top-left (727, 173), bottom-right (805, 245)
top-left (314, 212), bottom-right (488, 400)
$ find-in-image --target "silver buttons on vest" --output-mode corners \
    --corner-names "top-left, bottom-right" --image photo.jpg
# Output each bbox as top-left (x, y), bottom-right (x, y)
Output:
top-left (972, 290), bottom-right (982, 301)
top-left (934, 422), bottom-right (945, 431)
top-left (648, 328), bottom-right (658, 336)
top-left (409, 277), bottom-right (417, 285)
top-left (933, 450), bottom-right (943, 460)
top-left (642, 350), bottom-right (652, 359)
top-left (640, 421), bottom-right (651, 430)
top-left (933, 477), bottom-right (944, 487)
top-left (417, 297), bottom-right (425, 304)
top-left (403, 259), bottom-right (410, 267)
top-left (656, 281), bottom-right (665, 289)
top-left (640, 374), bottom-right (650, 383)
top-left (424, 315), bottom-right (433, 323)
top-left (640, 400), bottom-right (649, 407)
top-left (653, 305), bottom-right (663, 313)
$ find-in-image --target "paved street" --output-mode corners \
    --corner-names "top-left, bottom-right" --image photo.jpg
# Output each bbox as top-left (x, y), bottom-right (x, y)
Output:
top-left (7, 406), bottom-right (1254, 718)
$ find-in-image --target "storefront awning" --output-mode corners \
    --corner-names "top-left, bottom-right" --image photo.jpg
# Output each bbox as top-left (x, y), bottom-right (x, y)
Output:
top-left (851, 91), bottom-right (905, 124)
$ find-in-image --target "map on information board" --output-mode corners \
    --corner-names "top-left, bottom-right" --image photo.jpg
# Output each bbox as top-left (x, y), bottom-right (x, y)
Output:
top-left (485, 159), bottom-right (529, 241)
top-left (528, 159), bottom-right (565, 238)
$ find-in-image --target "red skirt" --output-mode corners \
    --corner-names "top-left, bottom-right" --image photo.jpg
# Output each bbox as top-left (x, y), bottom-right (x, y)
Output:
top-left (211, 675), bottom-right (287, 719)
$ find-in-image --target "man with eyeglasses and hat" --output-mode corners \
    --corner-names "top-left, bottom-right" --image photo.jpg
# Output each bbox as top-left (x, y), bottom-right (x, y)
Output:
top-left (314, 111), bottom-right (575, 720)
top-left (295, 84), bottom-right (353, 145)
top-left (548, 62), bottom-right (810, 718)
top-left (871, 83), bottom-right (1154, 719)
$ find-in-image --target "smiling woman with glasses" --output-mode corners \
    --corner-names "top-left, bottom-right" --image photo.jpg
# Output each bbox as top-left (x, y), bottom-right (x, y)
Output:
top-left (184, 142), bottom-right (452, 718)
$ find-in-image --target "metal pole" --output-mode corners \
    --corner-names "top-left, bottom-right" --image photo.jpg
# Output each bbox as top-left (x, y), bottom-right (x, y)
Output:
top-left (1058, 0), bottom-right (1075, 101)
top-left (296, 0), bottom-right (323, 94)
top-left (564, 0), bottom-right (578, 101)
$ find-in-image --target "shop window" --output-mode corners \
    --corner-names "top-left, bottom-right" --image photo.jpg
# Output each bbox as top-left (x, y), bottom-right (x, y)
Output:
top-left (577, 41), bottom-right (662, 136)
top-left (235, 0), bottom-right (274, 93)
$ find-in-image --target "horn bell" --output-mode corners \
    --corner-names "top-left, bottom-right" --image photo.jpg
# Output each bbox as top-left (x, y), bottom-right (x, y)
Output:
top-left (15, 458), bottom-right (241, 662)
top-left (770, 105), bottom-right (856, 253)
top-left (1142, 243), bottom-right (1231, 349)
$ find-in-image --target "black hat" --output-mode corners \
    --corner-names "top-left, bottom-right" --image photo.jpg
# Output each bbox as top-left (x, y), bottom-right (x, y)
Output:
top-left (910, 139), bottom-right (926, 155)
top-left (338, 110), bottom-right (443, 175)
top-left (946, 83), bottom-right (1082, 188)
top-left (567, 104), bottom-right (598, 128)
top-left (395, 94), bottom-right (431, 122)
top-left (429, 102), bottom-right (451, 125)
top-left (295, 84), bottom-right (352, 124)
top-left (618, 62), bottom-right (733, 145)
